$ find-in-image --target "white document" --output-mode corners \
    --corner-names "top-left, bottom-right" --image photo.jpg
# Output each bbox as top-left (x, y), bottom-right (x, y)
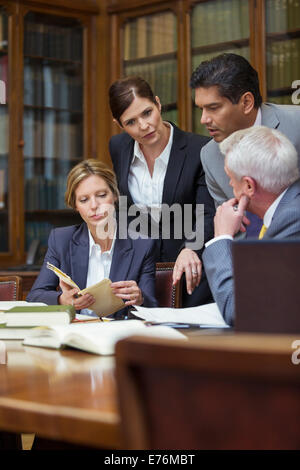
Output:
top-left (133, 303), bottom-right (228, 327)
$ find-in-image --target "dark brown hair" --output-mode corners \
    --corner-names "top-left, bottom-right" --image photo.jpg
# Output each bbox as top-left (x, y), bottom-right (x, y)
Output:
top-left (109, 76), bottom-right (158, 125)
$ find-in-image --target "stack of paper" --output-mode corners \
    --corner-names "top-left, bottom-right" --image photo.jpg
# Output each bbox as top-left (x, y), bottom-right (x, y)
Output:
top-left (133, 303), bottom-right (228, 328)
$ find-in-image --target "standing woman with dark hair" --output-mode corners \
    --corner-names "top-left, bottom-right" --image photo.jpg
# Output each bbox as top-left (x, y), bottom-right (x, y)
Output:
top-left (108, 76), bottom-right (215, 307)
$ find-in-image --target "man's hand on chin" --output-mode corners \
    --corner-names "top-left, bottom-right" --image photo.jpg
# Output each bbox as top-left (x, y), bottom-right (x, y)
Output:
top-left (214, 195), bottom-right (250, 237)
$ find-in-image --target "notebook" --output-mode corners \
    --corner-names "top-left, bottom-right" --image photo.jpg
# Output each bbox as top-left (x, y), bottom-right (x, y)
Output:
top-left (232, 239), bottom-right (300, 334)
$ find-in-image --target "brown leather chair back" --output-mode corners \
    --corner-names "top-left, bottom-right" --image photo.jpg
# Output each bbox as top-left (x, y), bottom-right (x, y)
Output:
top-left (116, 334), bottom-right (300, 450)
top-left (155, 262), bottom-right (181, 308)
top-left (0, 276), bottom-right (23, 301)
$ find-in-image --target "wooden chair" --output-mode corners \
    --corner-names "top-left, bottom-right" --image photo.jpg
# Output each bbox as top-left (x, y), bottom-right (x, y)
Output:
top-left (155, 262), bottom-right (182, 308)
top-left (0, 276), bottom-right (23, 301)
top-left (0, 275), bottom-right (23, 449)
top-left (115, 334), bottom-right (300, 449)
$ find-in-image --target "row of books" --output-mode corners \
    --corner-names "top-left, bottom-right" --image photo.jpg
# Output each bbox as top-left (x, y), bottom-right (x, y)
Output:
top-left (266, 38), bottom-right (300, 90)
top-left (125, 59), bottom-right (177, 108)
top-left (268, 94), bottom-right (295, 104)
top-left (24, 19), bottom-right (83, 62)
top-left (123, 12), bottom-right (177, 61)
top-left (25, 221), bottom-right (53, 249)
top-left (191, 0), bottom-right (249, 48)
top-left (25, 174), bottom-right (69, 211)
top-left (192, 45), bottom-right (250, 73)
top-left (266, 0), bottom-right (300, 33)
top-left (193, 106), bottom-right (210, 138)
top-left (24, 154), bottom-right (77, 178)
top-left (162, 108), bottom-right (178, 126)
top-left (23, 109), bottom-right (83, 160)
top-left (24, 61), bottom-right (83, 111)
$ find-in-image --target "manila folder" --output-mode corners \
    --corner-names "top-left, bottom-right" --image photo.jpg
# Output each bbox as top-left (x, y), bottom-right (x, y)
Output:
top-left (79, 279), bottom-right (124, 317)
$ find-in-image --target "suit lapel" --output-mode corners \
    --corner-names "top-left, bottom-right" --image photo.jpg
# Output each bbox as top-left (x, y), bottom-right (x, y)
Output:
top-left (162, 124), bottom-right (187, 205)
top-left (109, 237), bottom-right (134, 282)
top-left (69, 224), bottom-right (89, 290)
top-left (267, 180), bottom-right (300, 237)
top-left (120, 137), bottom-right (135, 206)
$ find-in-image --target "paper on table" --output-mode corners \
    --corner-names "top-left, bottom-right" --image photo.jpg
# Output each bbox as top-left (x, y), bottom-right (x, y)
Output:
top-left (133, 303), bottom-right (228, 327)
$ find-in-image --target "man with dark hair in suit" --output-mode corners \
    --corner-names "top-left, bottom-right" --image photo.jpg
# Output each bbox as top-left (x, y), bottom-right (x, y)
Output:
top-left (202, 126), bottom-right (300, 326)
top-left (190, 53), bottom-right (300, 207)
top-left (173, 53), bottom-right (300, 293)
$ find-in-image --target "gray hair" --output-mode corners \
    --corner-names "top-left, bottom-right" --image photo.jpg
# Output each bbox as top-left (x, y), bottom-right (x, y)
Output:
top-left (220, 126), bottom-right (299, 194)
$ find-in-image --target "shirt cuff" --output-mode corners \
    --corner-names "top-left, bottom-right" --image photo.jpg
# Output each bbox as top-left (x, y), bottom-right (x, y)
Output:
top-left (205, 235), bottom-right (233, 248)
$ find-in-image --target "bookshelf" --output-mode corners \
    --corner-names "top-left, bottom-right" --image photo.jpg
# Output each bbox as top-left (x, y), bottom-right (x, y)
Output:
top-left (0, 0), bottom-right (98, 267)
top-left (107, 0), bottom-right (299, 136)
top-left (122, 11), bottom-right (178, 124)
top-left (265, 0), bottom-right (300, 104)
top-left (23, 11), bottom-right (84, 250)
top-left (191, 0), bottom-right (250, 136)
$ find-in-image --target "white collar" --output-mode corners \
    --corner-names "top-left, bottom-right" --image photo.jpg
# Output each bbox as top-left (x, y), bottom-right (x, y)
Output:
top-left (263, 188), bottom-right (288, 228)
top-left (88, 227), bottom-right (116, 257)
top-left (253, 108), bottom-right (262, 126)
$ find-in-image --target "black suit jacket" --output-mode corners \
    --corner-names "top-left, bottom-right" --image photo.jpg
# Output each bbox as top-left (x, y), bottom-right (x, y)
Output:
top-left (109, 123), bottom-right (215, 306)
top-left (109, 123), bottom-right (215, 262)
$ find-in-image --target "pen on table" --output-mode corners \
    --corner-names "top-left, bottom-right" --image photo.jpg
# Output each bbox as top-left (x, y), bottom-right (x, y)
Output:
top-left (145, 321), bottom-right (202, 329)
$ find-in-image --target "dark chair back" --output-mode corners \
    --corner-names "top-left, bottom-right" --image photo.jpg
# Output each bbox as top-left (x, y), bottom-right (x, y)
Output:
top-left (155, 262), bottom-right (181, 308)
top-left (0, 276), bottom-right (23, 300)
top-left (115, 334), bottom-right (300, 449)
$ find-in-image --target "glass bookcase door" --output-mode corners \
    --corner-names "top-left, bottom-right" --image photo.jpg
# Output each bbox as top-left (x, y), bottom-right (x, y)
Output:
top-left (190, 0), bottom-right (250, 135)
top-left (23, 11), bottom-right (83, 250)
top-left (265, 0), bottom-right (300, 105)
top-left (0, 7), bottom-right (8, 252)
top-left (122, 11), bottom-right (178, 124)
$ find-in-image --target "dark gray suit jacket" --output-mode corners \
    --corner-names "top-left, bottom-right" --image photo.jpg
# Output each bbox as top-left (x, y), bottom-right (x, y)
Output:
top-left (27, 223), bottom-right (158, 317)
top-left (201, 103), bottom-right (300, 207)
top-left (202, 179), bottom-right (300, 326)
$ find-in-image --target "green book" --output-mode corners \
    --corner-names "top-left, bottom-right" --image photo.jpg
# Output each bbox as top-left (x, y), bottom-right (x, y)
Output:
top-left (0, 305), bottom-right (76, 327)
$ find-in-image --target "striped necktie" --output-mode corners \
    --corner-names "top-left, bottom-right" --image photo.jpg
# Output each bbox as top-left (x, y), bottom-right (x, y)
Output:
top-left (258, 224), bottom-right (267, 239)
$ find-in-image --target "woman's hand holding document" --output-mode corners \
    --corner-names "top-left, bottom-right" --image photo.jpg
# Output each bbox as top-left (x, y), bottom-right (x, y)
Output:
top-left (133, 303), bottom-right (229, 328)
top-left (47, 262), bottom-right (124, 317)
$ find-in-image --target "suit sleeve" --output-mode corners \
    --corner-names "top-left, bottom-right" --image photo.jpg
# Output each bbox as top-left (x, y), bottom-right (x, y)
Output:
top-left (202, 238), bottom-right (235, 326)
top-left (184, 136), bottom-right (215, 254)
top-left (26, 230), bottom-right (62, 305)
top-left (190, 165), bottom-right (215, 251)
top-left (137, 240), bottom-right (158, 308)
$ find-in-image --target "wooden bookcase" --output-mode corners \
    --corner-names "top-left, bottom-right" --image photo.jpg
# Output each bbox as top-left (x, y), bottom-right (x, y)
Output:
top-left (107, 0), bottom-right (300, 136)
top-left (0, 0), bottom-right (98, 267)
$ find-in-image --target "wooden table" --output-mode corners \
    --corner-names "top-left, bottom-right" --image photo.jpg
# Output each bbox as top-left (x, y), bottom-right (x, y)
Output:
top-left (0, 341), bottom-right (121, 449)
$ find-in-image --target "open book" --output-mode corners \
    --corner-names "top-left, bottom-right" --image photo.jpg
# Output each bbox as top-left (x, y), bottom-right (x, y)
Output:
top-left (47, 262), bottom-right (124, 316)
top-left (23, 319), bottom-right (187, 355)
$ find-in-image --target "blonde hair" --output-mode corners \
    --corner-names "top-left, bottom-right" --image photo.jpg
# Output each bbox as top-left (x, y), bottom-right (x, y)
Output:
top-left (65, 159), bottom-right (119, 209)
